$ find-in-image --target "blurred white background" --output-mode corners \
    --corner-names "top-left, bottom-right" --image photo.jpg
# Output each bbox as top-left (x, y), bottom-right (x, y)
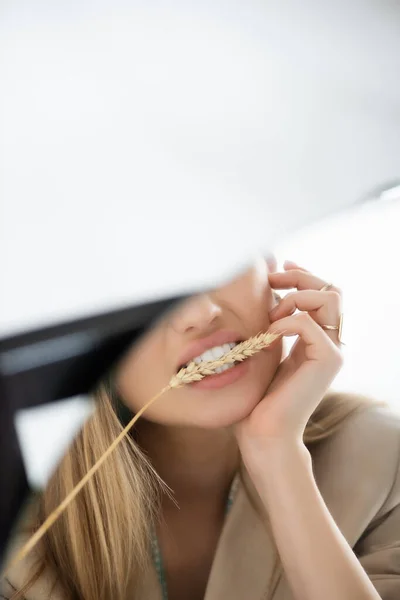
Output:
top-left (2, 0), bottom-right (400, 335)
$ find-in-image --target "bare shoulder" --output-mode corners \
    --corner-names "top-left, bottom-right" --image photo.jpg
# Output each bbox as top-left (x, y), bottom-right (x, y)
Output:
top-left (312, 394), bottom-right (400, 517)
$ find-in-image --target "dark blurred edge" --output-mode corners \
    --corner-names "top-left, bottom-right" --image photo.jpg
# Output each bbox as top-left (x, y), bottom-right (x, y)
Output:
top-left (0, 294), bottom-right (185, 565)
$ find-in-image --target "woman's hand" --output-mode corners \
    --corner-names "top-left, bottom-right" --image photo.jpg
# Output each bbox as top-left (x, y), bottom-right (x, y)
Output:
top-left (235, 262), bottom-right (382, 600)
top-left (236, 260), bottom-right (344, 464)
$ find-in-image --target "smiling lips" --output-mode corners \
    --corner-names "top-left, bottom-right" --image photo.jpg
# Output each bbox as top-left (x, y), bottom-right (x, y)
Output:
top-left (176, 330), bottom-right (243, 374)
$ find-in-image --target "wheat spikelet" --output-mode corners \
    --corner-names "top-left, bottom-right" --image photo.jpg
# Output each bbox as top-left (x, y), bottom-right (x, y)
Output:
top-left (7, 330), bottom-right (280, 570)
top-left (169, 331), bottom-right (280, 388)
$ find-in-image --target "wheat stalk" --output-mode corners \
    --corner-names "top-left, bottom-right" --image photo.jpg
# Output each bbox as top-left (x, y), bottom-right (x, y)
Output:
top-left (7, 330), bottom-right (280, 571)
top-left (169, 331), bottom-right (280, 388)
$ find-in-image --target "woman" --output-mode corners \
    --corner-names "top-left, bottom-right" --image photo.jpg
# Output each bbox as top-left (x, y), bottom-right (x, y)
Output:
top-left (3, 258), bottom-right (400, 600)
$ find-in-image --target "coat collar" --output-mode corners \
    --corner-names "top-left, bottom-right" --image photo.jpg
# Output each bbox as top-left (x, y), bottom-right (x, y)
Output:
top-left (136, 468), bottom-right (282, 600)
top-left (205, 468), bottom-right (281, 600)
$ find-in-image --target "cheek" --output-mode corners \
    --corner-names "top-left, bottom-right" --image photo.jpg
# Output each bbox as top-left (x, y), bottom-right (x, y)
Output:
top-left (236, 269), bottom-right (273, 330)
top-left (240, 285), bottom-right (272, 332)
top-left (116, 340), bottom-right (168, 412)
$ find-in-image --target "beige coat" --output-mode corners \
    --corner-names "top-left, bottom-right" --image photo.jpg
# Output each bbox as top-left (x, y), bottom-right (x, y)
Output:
top-left (3, 403), bottom-right (400, 600)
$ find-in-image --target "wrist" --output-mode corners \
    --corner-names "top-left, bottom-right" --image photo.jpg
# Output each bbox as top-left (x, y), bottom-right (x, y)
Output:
top-left (242, 436), bottom-right (310, 468)
top-left (242, 439), bottom-right (313, 496)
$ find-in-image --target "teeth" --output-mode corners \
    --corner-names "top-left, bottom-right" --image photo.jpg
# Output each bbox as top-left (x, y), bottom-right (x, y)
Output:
top-left (211, 346), bottom-right (225, 359)
top-left (214, 364), bottom-right (234, 375)
top-left (185, 342), bottom-right (238, 369)
top-left (201, 349), bottom-right (215, 362)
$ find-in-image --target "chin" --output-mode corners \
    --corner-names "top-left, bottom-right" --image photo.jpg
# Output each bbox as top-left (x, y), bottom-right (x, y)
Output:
top-left (186, 392), bottom-right (263, 430)
top-left (172, 358), bottom-right (275, 429)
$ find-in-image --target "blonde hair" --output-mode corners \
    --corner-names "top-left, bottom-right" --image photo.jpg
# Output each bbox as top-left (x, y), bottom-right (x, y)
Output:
top-left (11, 380), bottom-right (162, 600)
top-left (10, 385), bottom-right (377, 600)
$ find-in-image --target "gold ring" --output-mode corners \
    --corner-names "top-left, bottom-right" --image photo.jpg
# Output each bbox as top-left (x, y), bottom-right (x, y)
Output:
top-left (320, 282), bottom-right (334, 292)
top-left (321, 313), bottom-right (345, 345)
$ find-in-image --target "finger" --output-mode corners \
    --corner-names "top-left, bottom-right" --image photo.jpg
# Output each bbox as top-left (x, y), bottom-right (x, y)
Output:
top-left (270, 288), bottom-right (340, 321)
top-left (270, 289), bottom-right (341, 319)
top-left (267, 313), bottom-right (343, 419)
top-left (269, 290), bottom-right (342, 346)
top-left (268, 312), bottom-right (342, 366)
top-left (268, 269), bottom-right (341, 295)
top-left (283, 260), bottom-right (309, 272)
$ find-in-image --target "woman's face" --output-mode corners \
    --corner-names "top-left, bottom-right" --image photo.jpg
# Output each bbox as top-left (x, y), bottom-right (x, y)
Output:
top-left (116, 257), bottom-right (283, 429)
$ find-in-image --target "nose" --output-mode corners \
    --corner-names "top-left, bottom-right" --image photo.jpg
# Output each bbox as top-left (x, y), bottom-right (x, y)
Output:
top-left (170, 293), bottom-right (222, 335)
